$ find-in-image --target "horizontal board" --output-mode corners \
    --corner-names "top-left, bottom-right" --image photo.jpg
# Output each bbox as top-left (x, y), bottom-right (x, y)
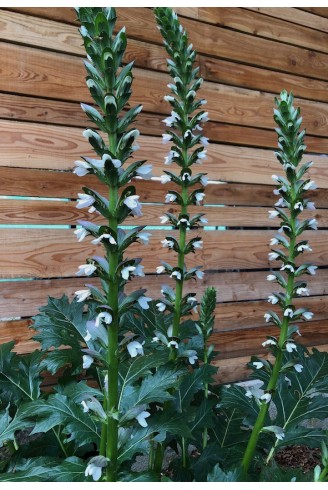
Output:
top-left (1, 120), bottom-right (327, 189)
top-left (7, 7), bottom-right (328, 82)
top-left (3, 10), bottom-right (328, 105)
top-left (2, 94), bottom-right (328, 154)
top-left (213, 321), bottom-right (328, 359)
top-left (3, 41), bottom-right (328, 137)
top-left (300, 8), bottom-right (328, 18)
top-left (1, 267), bottom-right (328, 319)
top-left (0, 229), bottom-right (323, 279)
top-left (197, 8), bottom-right (328, 54)
top-left (0, 199), bottom-right (325, 228)
top-left (247, 8), bottom-right (328, 33)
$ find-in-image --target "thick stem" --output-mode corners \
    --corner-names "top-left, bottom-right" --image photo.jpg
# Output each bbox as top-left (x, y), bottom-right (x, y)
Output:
top-left (202, 351), bottom-right (209, 449)
top-left (319, 465), bottom-right (328, 482)
top-left (242, 224), bottom-right (296, 473)
top-left (182, 437), bottom-right (188, 468)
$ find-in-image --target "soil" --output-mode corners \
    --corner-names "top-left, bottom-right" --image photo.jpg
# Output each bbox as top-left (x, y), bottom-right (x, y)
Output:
top-left (275, 445), bottom-right (321, 474)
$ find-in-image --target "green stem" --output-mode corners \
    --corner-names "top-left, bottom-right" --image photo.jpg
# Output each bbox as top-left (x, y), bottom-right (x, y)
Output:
top-left (202, 351), bottom-right (209, 449)
top-left (182, 437), bottom-right (188, 468)
top-left (319, 465), bottom-right (328, 482)
top-left (153, 443), bottom-right (164, 475)
top-left (242, 226), bottom-right (296, 473)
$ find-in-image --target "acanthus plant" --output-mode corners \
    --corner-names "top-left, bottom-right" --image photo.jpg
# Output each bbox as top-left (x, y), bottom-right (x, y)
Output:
top-left (239, 91), bottom-right (319, 473)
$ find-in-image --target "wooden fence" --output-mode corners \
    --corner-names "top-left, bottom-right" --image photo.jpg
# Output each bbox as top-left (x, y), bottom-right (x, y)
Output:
top-left (0, 7), bottom-right (328, 383)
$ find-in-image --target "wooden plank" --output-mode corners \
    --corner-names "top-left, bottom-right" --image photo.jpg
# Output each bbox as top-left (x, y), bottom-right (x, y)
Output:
top-left (0, 229), bottom-right (325, 279)
top-left (300, 8), bottom-right (328, 19)
top-left (6, 7), bottom-right (328, 81)
top-left (3, 41), bottom-right (328, 137)
top-left (3, 11), bottom-right (328, 105)
top-left (247, 8), bottom-right (328, 33)
top-left (2, 94), bottom-right (328, 153)
top-left (200, 56), bottom-right (328, 105)
top-left (0, 199), bottom-right (325, 228)
top-left (2, 268), bottom-right (328, 319)
top-left (1, 120), bottom-right (327, 188)
top-left (197, 7), bottom-right (328, 54)
top-left (213, 321), bottom-right (328, 359)
top-left (213, 296), bottom-right (328, 332)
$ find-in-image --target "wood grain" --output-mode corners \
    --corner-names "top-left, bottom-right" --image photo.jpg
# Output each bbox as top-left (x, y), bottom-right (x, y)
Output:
top-left (0, 198), bottom-right (326, 228)
top-left (1, 120), bottom-right (327, 188)
top-left (6, 7), bottom-right (328, 82)
top-left (197, 8), bottom-right (328, 54)
top-left (248, 8), bottom-right (328, 33)
top-left (0, 229), bottom-right (325, 279)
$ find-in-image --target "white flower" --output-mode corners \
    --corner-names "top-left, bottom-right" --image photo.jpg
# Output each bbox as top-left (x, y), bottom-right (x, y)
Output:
top-left (85, 457), bottom-right (108, 482)
top-left (195, 192), bottom-right (205, 204)
top-left (165, 193), bottom-right (177, 203)
top-left (275, 198), bottom-right (286, 207)
top-left (152, 336), bottom-right (159, 343)
top-left (136, 410), bottom-right (151, 427)
top-left (84, 331), bottom-right (92, 342)
top-left (177, 218), bottom-right (190, 227)
top-left (164, 95), bottom-right (174, 103)
top-left (294, 202), bottom-right (303, 211)
top-left (307, 265), bottom-right (317, 275)
top-left (168, 340), bottom-right (178, 349)
top-left (200, 217), bottom-right (208, 224)
top-left (138, 296), bottom-right (152, 310)
top-left (253, 361), bottom-right (264, 369)
top-left (296, 287), bottom-right (309, 296)
top-left (73, 160), bottom-right (91, 176)
top-left (306, 201), bottom-right (316, 210)
top-left (167, 326), bottom-right (173, 337)
top-left (162, 133), bottom-right (173, 144)
top-left (83, 355), bottom-right (93, 369)
top-left (200, 175), bottom-right (208, 186)
top-left (160, 174), bottom-right (171, 184)
top-left (127, 341), bottom-right (144, 358)
top-left (76, 193), bottom-right (95, 209)
top-left (136, 164), bottom-right (153, 180)
top-left (83, 128), bottom-right (101, 142)
top-left (262, 339), bottom-right (276, 347)
top-left (264, 313), bottom-right (272, 322)
top-left (271, 174), bottom-right (279, 182)
top-left (200, 99), bottom-right (207, 105)
top-left (156, 265), bottom-right (165, 274)
top-left (302, 311), bottom-right (314, 320)
top-left (91, 234), bottom-right (116, 245)
top-left (297, 244), bottom-right (312, 252)
top-left (285, 342), bottom-right (297, 352)
top-left (88, 206), bottom-right (97, 214)
top-left (182, 172), bottom-right (190, 181)
top-left (264, 426), bottom-right (285, 440)
top-left (156, 302), bottom-right (166, 312)
top-left (160, 215), bottom-right (169, 224)
top-left (184, 129), bottom-right (193, 138)
top-left (267, 274), bottom-right (276, 281)
top-left (197, 150), bottom-right (207, 161)
top-left (163, 111), bottom-right (180, 127)
top-left (74, 227), bottom-right (88, 242)
top-left (81, 400), bottom-right (89, 412)
top-left (76, 264), bottom-right (97, 276)
top-left (161, 239), bottom-right (174, 249)
top-left (294, 364), bottom-right (303, 373)
top-left (121, 265), bottom-right (136, 280)
top-left (188, 351), bottom-right (198, 365)
top-left (281, 264), bottom-right (295, 273)
top-left (196, 270), bottom-right (204, 279)
top-left (124, 195), bottom-right (140, 210)
top-left (260, 393), bottom-right (272, 404)
top-left (303, 180), bottom-right (317, 191)
top-left (200, 136), bottom-right (209, 146)
top-left (308, 218), bottom-right (318, 230)
top-left (270, 238), bottom-right (279, 246)
top-left (192, 240), bottom-right (203, 250)
top-left (102, 154), bottom-right (121, 169)
top-left (137, 232), bottom-right (151, 245)
top-left (269, 210), bottom-right (279, 219)
top-left (284, 308), bottom-right (293, 317)
top-left (164, 150), bottom-right (179, 165)
top-left (268, 295), bottom-right (278, 305)
top-left (132, 143), bottom-right (140, 152)
top-left (75, 289), bottom-right (91, 302)
top-left (198, 112), bottom-right (209, 122)
top-left (268, 252), bottom-right (279, 261)
top-left (95, 312), bottom-right (112, 327)
top-left (171, 270), bottom-right (182, 281)
top-left (133, 265), bottom-right (145, 277)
